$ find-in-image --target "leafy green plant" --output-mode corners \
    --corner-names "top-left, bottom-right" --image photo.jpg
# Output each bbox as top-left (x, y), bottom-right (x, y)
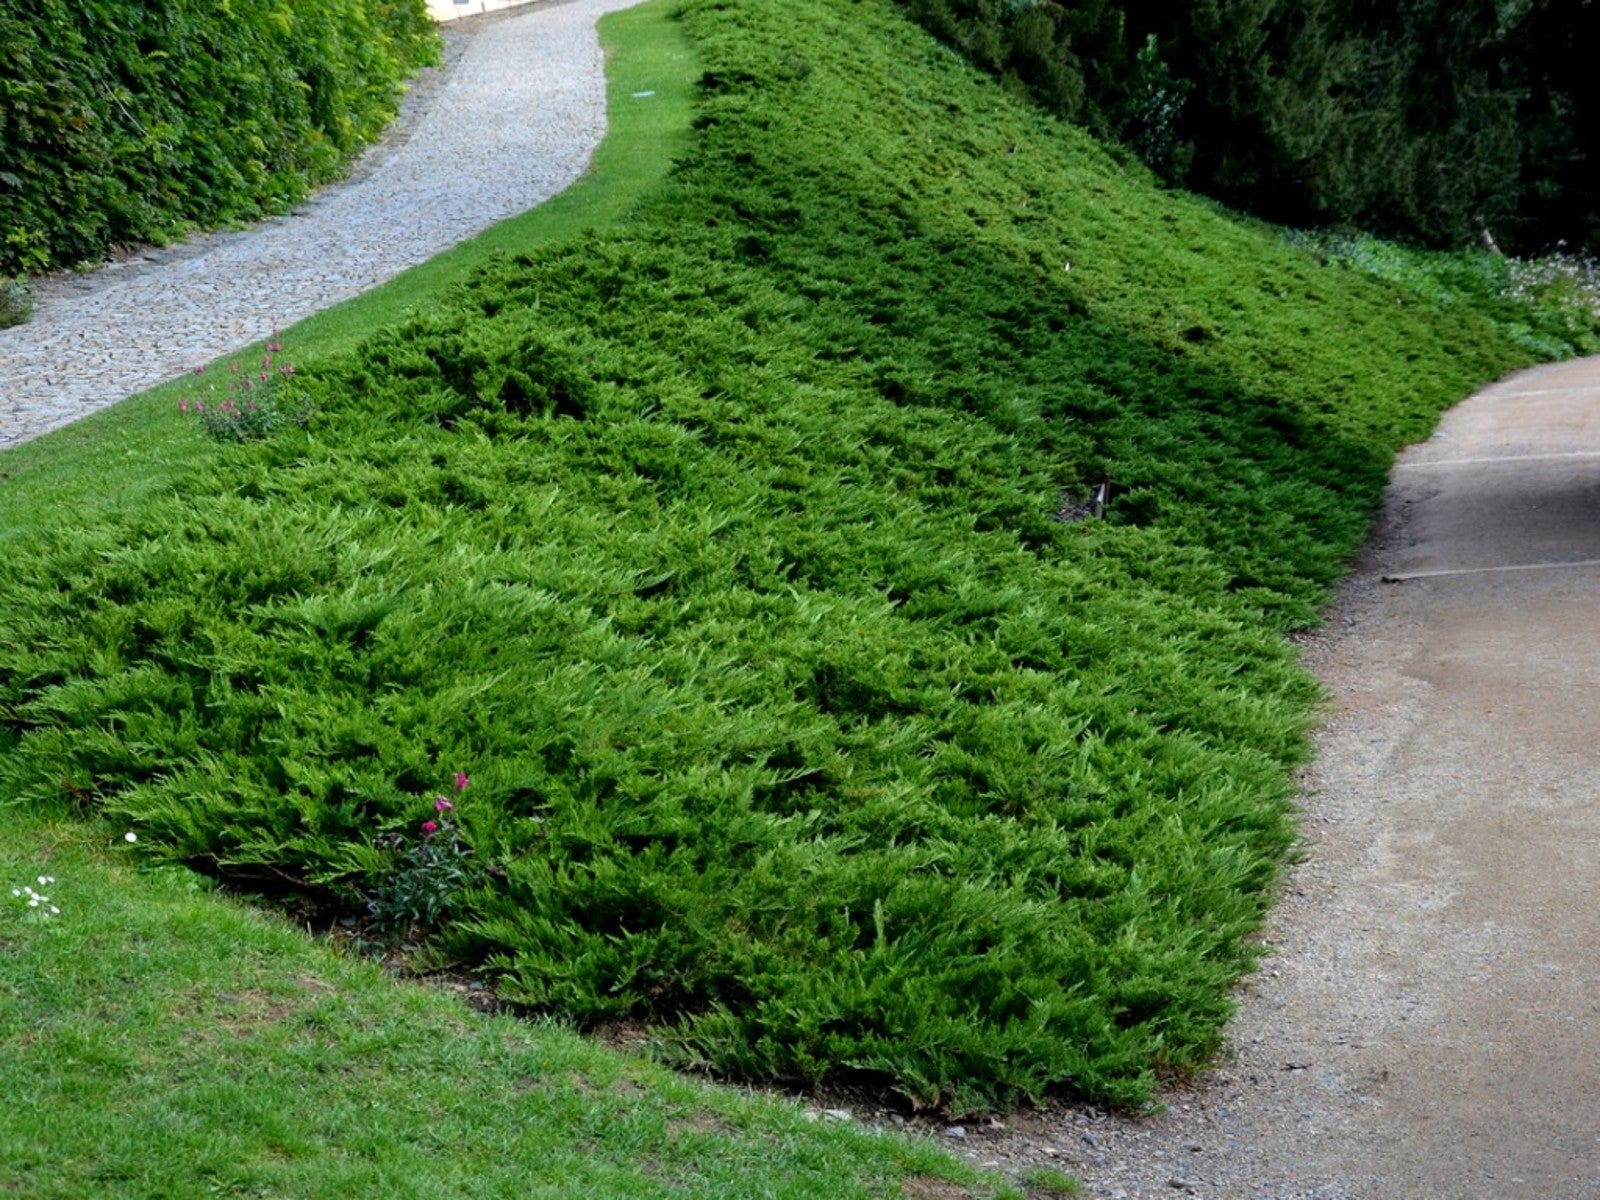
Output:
top-left (1505, 250), bottom-right (1600, 350)
top-left (0, 276), bottom-right (33, 328)
top-left (1285, 228), bottom-right (1600, 357)
top-left (367, 775), bottom-right (477, 938)
top-left (180, 336), bottom-right (313, 442)
top-left (0, 0), bottom-right (438, 274)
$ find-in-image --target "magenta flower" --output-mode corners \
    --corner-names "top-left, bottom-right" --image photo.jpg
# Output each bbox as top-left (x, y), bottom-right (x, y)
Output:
top-left (178, 399), bottom-right (188, 414)
top-left (421, 820), bottom-right (438, 836)
top-left (454, 772), bottom-right (470, 793)
top-left (434, 796), bottom-right (454, 814)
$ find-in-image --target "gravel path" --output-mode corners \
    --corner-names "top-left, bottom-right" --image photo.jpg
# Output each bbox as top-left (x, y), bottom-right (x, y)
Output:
top-left (915, 356), bottom-right (1600, 1198)
top-left (0, 0), bottom-right (642, 449)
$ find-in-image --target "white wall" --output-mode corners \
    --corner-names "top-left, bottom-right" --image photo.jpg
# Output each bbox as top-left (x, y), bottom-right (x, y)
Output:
top-left (426, 0), bottom-right (543, 21)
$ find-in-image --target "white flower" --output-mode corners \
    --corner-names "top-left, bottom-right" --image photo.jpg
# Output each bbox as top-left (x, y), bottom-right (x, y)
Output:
top-left (124, 832), bottom-right (138, 844)
top-left (48, 906), bottom-right (60, 915)
top-left (10, 889), bottom-right (18, 897)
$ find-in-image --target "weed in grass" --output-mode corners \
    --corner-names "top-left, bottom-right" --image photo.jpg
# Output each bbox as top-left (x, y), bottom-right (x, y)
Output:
top-left (1018, 1165), bottom-right (1081, 1196)
top-left (180, 336), bottom-right (312, 442)
top-left (9, 875), bottom-right (60, 918)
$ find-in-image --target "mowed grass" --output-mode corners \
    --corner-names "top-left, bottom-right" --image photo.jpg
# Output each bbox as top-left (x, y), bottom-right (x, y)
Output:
top-left (0, 810), bottom-right (1008, 1200)
top-left (0, 0), bottom-right (1550, 1122)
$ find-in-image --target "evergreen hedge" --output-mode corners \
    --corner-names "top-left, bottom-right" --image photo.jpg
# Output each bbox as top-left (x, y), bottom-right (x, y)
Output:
top-left (897, 0), bottom-right (1600, 253)
top-left (0, 0), bottom-right (437, 274)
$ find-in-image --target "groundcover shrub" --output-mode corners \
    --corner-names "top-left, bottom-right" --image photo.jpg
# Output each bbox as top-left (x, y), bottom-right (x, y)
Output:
top-left (0, 0), bottom-right (1534, 1111)
top-left (0, 0), bottom-right (436, 273)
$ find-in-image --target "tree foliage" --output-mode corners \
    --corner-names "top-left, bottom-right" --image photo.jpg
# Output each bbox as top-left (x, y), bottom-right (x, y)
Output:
top-left (898, 0), bottom-right (1600, 252)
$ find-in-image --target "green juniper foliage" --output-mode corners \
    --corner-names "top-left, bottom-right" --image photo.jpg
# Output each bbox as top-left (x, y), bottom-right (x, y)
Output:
top-left (0, 0), bottom-right (1536, 1112)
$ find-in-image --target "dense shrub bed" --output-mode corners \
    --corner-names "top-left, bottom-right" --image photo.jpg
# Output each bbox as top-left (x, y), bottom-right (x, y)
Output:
top-left (0, 0), bottom-right (436, 274)
top-left (0, 0), bottom-right (1533, 1110)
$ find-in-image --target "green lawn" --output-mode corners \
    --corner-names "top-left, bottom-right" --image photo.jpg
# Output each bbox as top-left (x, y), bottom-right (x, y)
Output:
top-left (1, 809), bottom-right (1009, 1199)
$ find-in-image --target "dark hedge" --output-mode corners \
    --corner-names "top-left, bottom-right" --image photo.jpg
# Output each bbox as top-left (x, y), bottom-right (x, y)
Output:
top-left (0, 0), bottom-right (437, 274)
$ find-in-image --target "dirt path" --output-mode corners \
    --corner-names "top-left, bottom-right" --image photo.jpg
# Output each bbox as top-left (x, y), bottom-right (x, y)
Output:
top-left (945, 357), bottom-right (1600, 1198)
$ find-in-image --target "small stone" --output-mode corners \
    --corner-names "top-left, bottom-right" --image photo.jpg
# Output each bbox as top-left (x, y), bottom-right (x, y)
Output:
top-left (822, 1109), bottom-right (853, 1122)
top-left (943, 1125), bottom-right (966, 1139)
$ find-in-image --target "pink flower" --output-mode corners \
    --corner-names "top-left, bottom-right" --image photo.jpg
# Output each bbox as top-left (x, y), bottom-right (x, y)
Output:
top-left (454, 772), bottom-right (470, 793)
top-left (178, 399), bottom-right (188, 414)
top-left (263, 355), bottom-right (272, 370)
top-left (421, 820), bottom-right (438, 836)
top-left (435, 796), bottom-right (454, 814)
top-left (192, 365), bottom-right (203, 376)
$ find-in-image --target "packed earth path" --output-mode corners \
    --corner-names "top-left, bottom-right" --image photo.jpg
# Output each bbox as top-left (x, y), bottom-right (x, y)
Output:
top-left (0, 0), bottom-right (642, 449)
top-left (924, 356), bottom-right (1600, 1199)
